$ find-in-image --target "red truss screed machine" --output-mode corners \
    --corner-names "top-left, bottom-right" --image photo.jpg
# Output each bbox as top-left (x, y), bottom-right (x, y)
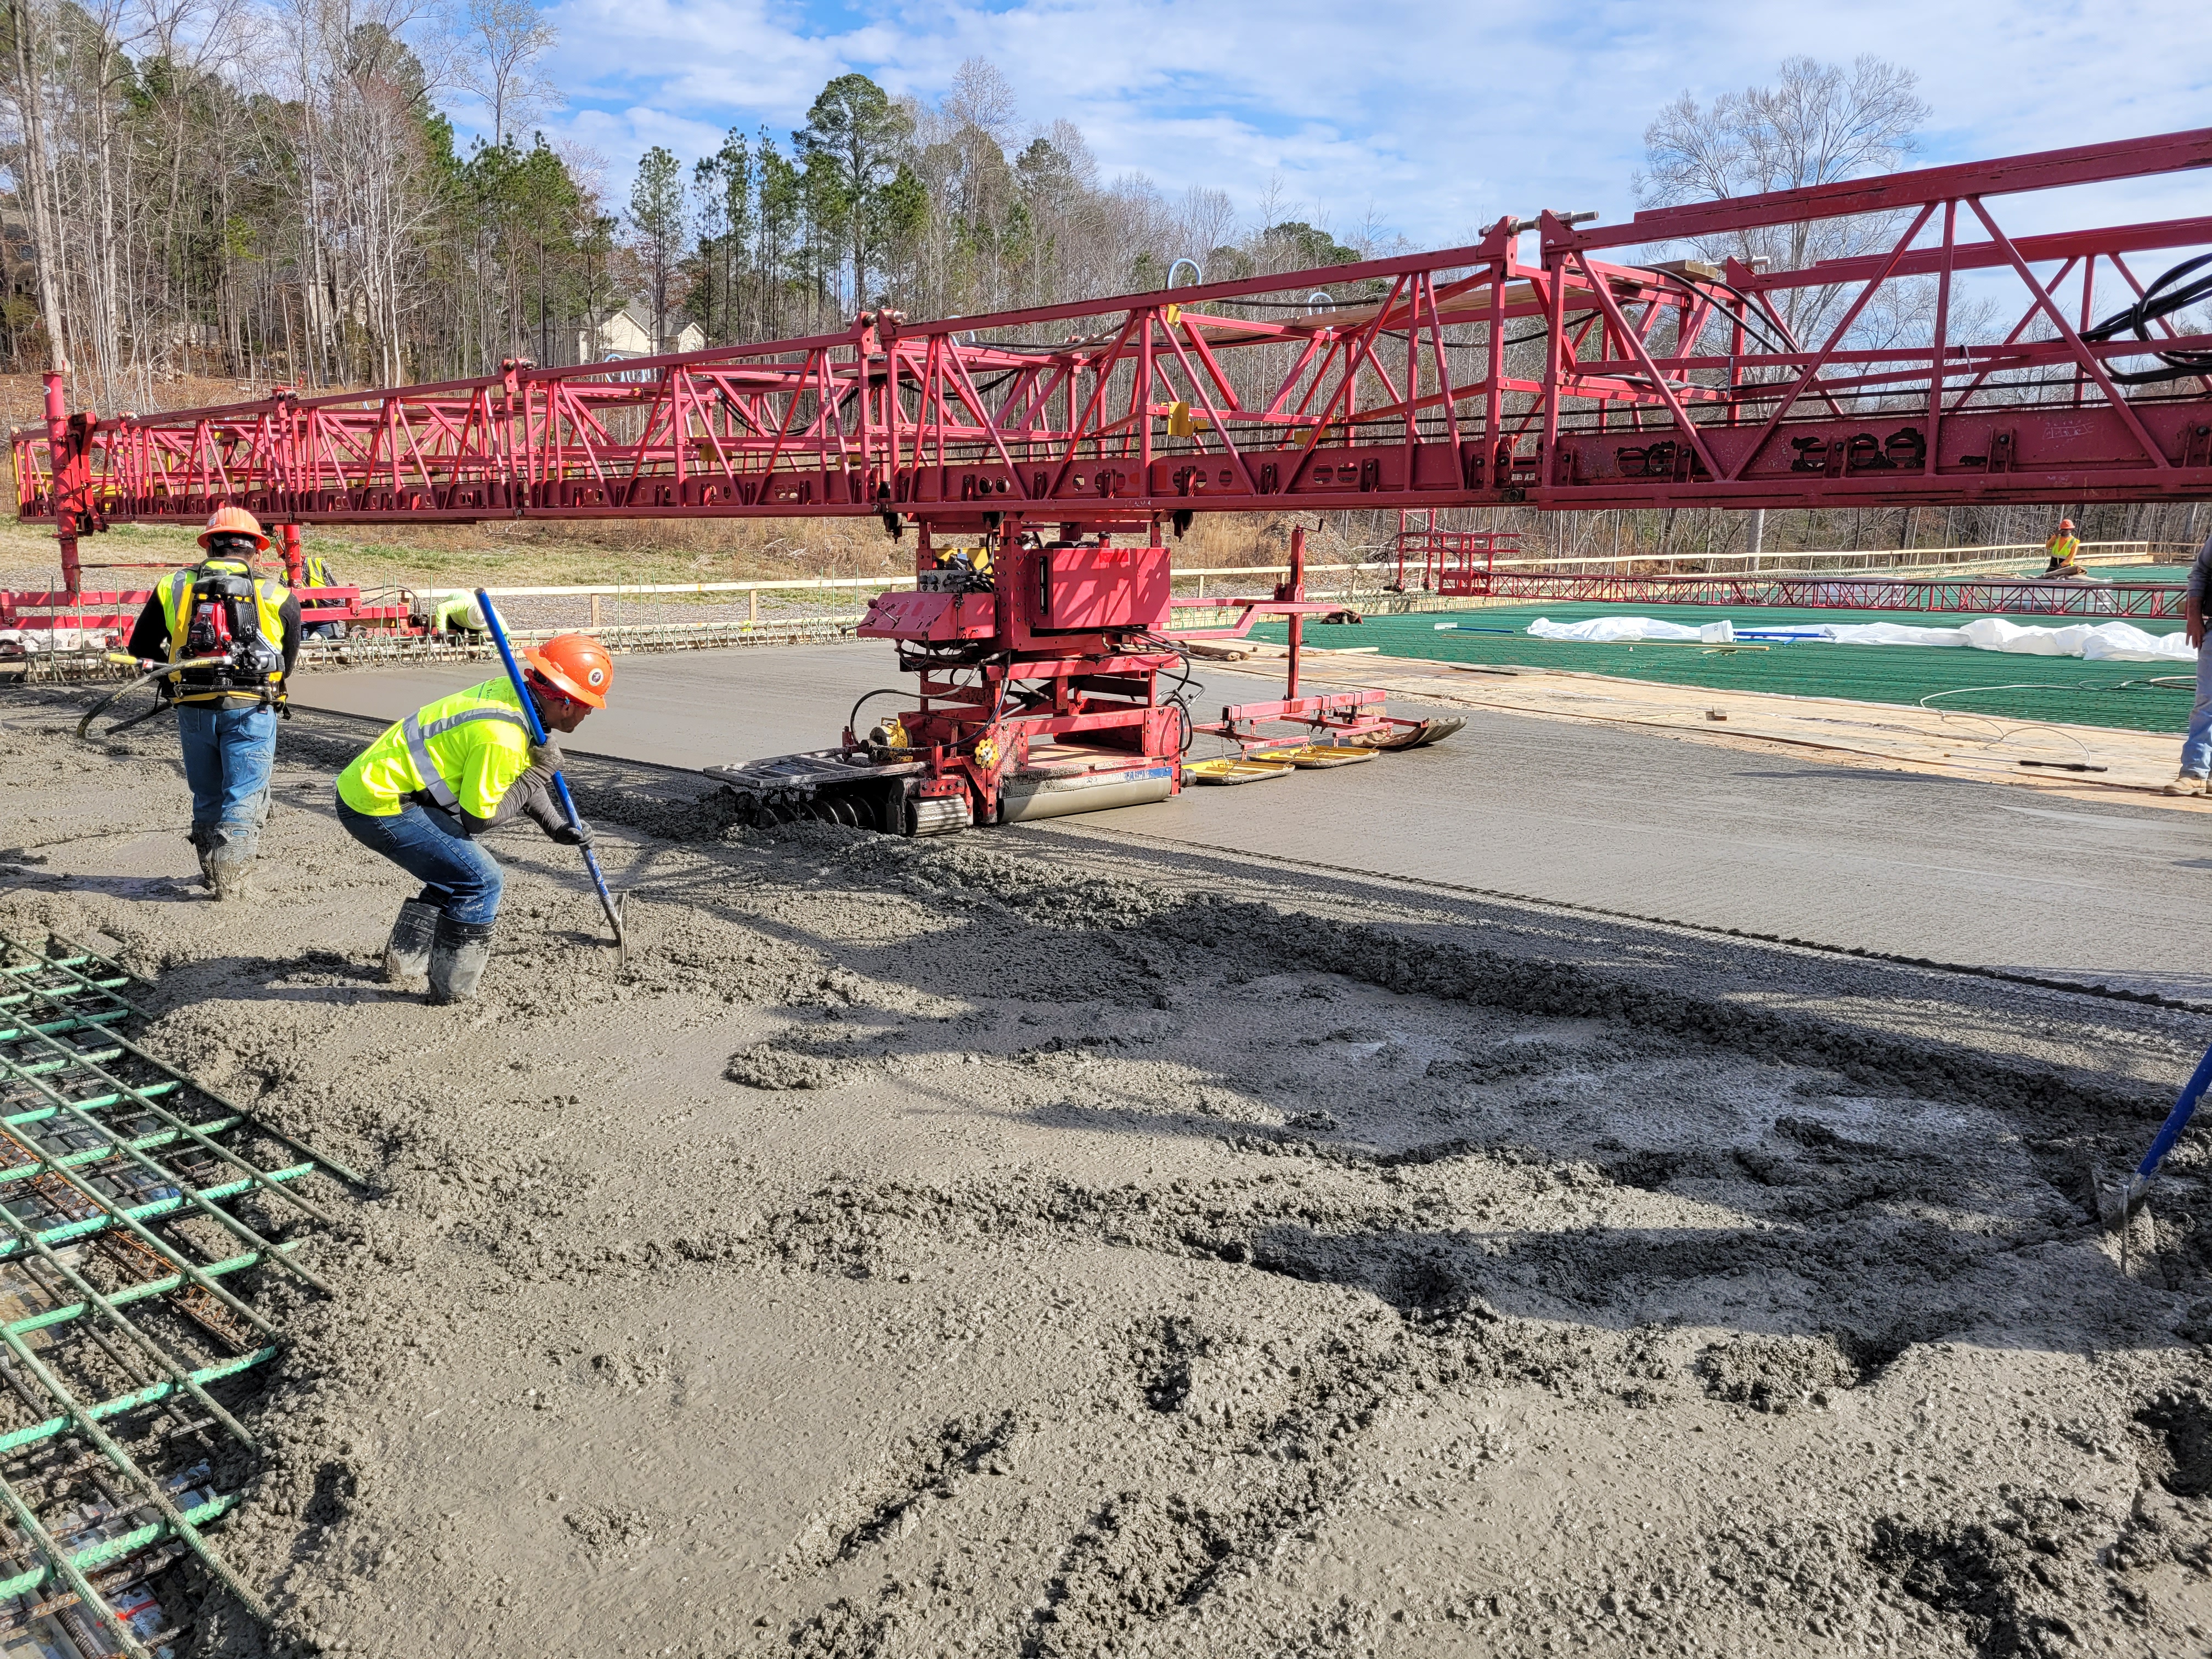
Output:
top-left (704, 517), bottom-right (1463, 834)
top-left (13, 127), bottom-right (2212, 815)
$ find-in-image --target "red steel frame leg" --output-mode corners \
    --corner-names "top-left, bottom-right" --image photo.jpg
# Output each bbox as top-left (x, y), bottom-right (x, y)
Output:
top-left (42, 370), bottom-right (79, 600)
top-left (276, 524), bottom-right (304, 586)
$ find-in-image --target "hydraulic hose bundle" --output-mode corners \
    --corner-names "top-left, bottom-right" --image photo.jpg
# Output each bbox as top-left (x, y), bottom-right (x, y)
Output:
top-left (2083, 253), bottom-right (2212, 384)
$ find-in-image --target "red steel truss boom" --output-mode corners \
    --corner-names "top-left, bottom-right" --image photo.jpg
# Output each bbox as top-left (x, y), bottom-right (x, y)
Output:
top-left (15, 127), bottom-right (2212, 595)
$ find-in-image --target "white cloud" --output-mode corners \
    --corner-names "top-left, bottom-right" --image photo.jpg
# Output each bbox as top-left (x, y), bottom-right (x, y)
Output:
top-left (511, 0), bottom-right (2210, 250)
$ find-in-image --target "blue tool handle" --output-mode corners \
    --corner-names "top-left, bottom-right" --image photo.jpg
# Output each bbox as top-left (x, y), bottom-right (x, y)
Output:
top-left (2136, 1038), bottom-right (2212, 1182)
top-left (476, 589), bottom-right (625, 949)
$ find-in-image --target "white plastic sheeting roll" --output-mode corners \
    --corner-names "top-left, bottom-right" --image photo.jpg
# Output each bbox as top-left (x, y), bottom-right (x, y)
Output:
top-left (1523, 614), bottom-right (2196, 663)
top-left (1526, 617), bottom-right (1737, 645)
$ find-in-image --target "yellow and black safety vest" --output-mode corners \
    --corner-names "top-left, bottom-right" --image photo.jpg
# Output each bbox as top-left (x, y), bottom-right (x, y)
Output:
top-left (336, 677), bottom-right (533, 822)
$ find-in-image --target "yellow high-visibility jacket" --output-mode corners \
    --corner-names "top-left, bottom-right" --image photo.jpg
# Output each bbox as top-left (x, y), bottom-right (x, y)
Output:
top-left (336, 676), bottom-right (561, 835)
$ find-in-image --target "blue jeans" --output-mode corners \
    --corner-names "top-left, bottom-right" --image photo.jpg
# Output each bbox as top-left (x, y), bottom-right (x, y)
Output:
top-left (2186, 645), bottom-right (2212, 778)
top-left (335, 797), bottom-right (504, 925)
top-left (174, 703), bottom-right (276, 845)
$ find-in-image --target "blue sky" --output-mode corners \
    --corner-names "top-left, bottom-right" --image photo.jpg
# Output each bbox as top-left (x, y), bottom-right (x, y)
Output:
top-left (471, 0), bottom-right (2209, 251)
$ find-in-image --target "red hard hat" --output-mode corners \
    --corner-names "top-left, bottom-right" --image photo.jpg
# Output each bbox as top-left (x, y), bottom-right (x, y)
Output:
top-left (524, 633), bottom-right (613, 708)
top-left (2058, 518), bottom-right (2075, 530)
top-left (198, 504), bottom-right (269, 550)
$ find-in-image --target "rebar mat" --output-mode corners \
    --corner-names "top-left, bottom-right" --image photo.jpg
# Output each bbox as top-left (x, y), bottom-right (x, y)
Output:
top-left (0, 931), bottom-right (362, 1658)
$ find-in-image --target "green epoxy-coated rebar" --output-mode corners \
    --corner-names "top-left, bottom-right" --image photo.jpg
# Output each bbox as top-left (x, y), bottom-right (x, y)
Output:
top-left (3, 1005), bottom-right (335, 1229)
top-left (0, 1075), bottom-right (285, 1339)
top-left (0, 1117), bottom-right (228, 1173)
top-left (42, 934), bottom-right (155, 987)
top-left (0, 1011), bottom-right (127, 1043)
top-left (2, 934), bottom-right (366, 1188)
top-left (0, 1470), bottom-right (153, 1659)
top-left (0, 979), bottom-right (127, 1012)
top-left (0, 1163), bottom-right (313, 1260)
top-left (8, 1049), bottom-right (136, 1079)
top-left (0, 1351), bottom-right (272, 1458)
top-left (0, 1491), bottom-right (238, 1600)
top-left (0, 1191), bottom-right (259, 1448)
top-left (0, 938), bottom-right (146, 1020)
top-left (0, 1050), bottom-right (324, 1307)
top-left (0, 933), bottom-right (357, 1642)
top-left (7, 1243), bottom-right (295, 1338)
top-left (97, 1027), bottom-right (366, 1188)
top-left (0, 1321), bottom-right (272, 1623)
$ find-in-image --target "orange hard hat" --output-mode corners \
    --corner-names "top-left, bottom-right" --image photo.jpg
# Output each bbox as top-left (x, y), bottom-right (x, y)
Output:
top-left (198, 504), bottom-right (269, 550)
top-left (524, 632), bottom-right (613, 708)
top-left (2058, 517), bottom-right (2075, 529)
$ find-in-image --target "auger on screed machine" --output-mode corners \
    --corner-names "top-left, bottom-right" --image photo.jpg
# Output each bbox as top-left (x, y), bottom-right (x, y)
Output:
top-left (706, 520), bottom-right (1461, 835)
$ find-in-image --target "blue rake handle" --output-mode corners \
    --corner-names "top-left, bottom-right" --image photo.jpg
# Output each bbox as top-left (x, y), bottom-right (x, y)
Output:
top-left (2124, 1039), bottom-right (2212, 1207)
top-left (476, 589), bottom-right (627, 958)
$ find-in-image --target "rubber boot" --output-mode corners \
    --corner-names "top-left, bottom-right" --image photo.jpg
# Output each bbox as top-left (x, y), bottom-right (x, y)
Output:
top-left (205, 830), bottom-right (258, 901)
top-left (383, 899), bottom-right (440, 985)
top-left (426, 915), bottom-right (496, 1005)
top-left (186, 826), bottom-right (216, 889)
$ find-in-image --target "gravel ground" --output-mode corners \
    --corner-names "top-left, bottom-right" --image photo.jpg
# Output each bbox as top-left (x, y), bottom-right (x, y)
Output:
top-left (3, 690), bottom-right (2211, 1658)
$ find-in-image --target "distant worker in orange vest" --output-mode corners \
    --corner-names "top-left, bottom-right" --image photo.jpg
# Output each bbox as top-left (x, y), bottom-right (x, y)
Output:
top-left (2044, 518), bottom-right (2086, 577)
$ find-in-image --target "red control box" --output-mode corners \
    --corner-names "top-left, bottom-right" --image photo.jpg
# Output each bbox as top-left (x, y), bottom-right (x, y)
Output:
top-left (1033, 544), bottom-right (1170, 633)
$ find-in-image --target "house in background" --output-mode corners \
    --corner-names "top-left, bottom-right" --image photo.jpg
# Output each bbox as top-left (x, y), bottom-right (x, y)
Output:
top-left (579, 298), bottom-right (704, 362)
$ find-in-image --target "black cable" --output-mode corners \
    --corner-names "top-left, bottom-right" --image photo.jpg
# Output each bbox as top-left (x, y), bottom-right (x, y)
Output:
top-left (2083, 252), bottom-right (2212, 384)
top-left (845, 687), bottom-right (910, 741)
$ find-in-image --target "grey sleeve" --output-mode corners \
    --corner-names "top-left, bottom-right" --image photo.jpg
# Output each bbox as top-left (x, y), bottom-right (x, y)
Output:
top-left (477, 763), bottom-right (567, 835)
top-left (2191, 531), bottom-right (2212, 604)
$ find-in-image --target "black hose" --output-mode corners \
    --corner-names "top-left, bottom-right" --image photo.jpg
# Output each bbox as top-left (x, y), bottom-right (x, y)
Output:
top-left (2083, 252), bottom-right (2212, 384)
top-left (74, 656), bottom-right (229, 743)
top-left (845, 688), bottom-right (911, 743)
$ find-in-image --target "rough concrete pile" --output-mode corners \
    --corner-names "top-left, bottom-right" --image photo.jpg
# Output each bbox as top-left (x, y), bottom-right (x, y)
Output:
top-left (2, 697), bottom-right (2209, 1657)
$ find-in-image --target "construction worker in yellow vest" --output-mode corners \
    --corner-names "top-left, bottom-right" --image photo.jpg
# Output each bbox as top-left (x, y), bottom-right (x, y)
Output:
top-left (298, 546), bottom-right (346, 639)
top-left (123, 506), bottom-right (301, 897)
top-left (2044, 518), bottom-right (2085, 576)
top-left (332, 633), bottom-right (611, 1003)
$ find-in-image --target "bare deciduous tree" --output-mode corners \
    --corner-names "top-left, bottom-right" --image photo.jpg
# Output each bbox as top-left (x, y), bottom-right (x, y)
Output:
top-left (1639, 54), bottom-right (1930, 342)
top-left (451, 0), bottom-right (553, 145)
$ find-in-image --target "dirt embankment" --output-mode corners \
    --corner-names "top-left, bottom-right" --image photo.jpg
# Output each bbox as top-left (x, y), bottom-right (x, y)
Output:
top-left (3, 692), bottom-right (2211, 1657)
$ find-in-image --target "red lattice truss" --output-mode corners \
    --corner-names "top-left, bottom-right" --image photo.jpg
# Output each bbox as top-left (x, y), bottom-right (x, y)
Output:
top-left (16, 127), bottom-right (2212, 599)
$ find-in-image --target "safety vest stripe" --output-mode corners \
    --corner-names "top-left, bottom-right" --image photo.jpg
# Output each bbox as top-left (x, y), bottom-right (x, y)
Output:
top-left (400, 716), bottom-right (456, 810)
top-left (420, 708), bottom-right (527, 743)
top-left (402, 707), bottom-right (527, 811)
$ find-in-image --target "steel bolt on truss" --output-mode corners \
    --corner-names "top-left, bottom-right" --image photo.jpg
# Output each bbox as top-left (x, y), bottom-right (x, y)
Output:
top-left (0, 930), bottom-right (362, 1654)
top-left (9, 126), bottom-right (2212, 605)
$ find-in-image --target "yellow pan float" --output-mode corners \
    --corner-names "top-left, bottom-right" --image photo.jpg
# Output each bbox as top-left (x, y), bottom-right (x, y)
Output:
top-left (1184, 756), bottom-right (1296, 785)
top-left (1249, 744), bottom-right (1381, 769)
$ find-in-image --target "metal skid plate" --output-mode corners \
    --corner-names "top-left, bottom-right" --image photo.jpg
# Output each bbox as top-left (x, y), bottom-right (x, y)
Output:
top-left (1251, 744), bottom-right (1380, 769)
top-left (1364, 716), bottom-right (1466, 752)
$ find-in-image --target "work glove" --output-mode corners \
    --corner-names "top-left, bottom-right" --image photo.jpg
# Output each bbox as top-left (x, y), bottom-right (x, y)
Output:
top-left (549, 817), bottom-right (595, 849)
top-left (528, 737), bottom-right (565, 770)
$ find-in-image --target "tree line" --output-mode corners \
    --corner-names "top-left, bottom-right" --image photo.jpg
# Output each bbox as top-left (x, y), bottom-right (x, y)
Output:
top-left (0, 9), bottom-right (1373, 411)
top-left (4, 21), bottom-right (2198, 571)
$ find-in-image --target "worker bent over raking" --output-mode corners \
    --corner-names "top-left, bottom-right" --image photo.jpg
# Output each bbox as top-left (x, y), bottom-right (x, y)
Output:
top-left (333, 632), bottom-right (611, 1004)
top-left (125, 506), bottom-right (301, 899)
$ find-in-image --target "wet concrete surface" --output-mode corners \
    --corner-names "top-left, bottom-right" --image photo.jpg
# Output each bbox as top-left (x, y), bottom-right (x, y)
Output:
top-left (292, 642), bottom-right (2211, 1000)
